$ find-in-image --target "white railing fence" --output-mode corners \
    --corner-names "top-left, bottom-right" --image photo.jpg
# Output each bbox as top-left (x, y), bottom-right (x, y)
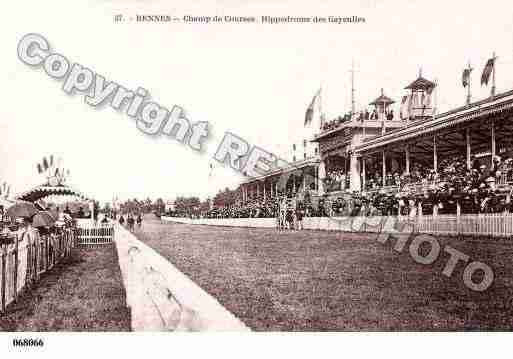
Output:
top-left (0, 227), bottom-right (75, 314)
top-left (412, 213), bottom-right (513, 238)
top-left (162, 213), bottom-right (513, 238)
top-left (76, 220), bottom-right (114, 246)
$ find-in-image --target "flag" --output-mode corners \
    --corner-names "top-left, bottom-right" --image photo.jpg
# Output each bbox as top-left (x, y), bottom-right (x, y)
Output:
top-left (43, 157), bottom-right (49, 171)
top-left (400, 95), bottom-right (410, 120)
top-left (37, 163), bottom-right (42, 174)
top-left (462, 68), bottom-right (472, 87)
top-left (304, 89), bottom-right (321, 126)
top-left (481, 58), bottom-right (495, 86)
top-left (50, 155), bottom-right (54, 167)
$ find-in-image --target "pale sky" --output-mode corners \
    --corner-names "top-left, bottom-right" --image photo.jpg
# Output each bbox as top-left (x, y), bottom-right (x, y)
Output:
top-left (1, 0), bottom-right (513, 203)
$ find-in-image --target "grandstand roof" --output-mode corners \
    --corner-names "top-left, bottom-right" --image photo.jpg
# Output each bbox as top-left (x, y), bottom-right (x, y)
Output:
top-left (356, 89), bottom-right (513, 153)
top-left (241, 156), bottom-right (320, 185)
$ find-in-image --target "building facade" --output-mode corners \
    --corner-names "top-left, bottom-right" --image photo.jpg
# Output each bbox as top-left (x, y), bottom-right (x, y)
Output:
top-left (238, 72), bottom-right (513, 214)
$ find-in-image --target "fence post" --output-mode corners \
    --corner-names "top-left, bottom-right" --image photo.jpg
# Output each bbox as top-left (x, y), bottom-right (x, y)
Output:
top-left (1, 244), bottom-right (6, 313)
top-left (26, 236), bottom-right (32, 287)
top-left (13, 233), bottom-right (19, 302)
top-left (456, 201), bottom-right (461, 237)
top-left (45, 236), bottom-right (49, 271)
top-left (34, 238), bottom-right (38, 281)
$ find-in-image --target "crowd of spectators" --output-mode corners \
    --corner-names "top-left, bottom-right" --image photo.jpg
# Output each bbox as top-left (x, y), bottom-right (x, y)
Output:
top-left (320, 108), bottom-right (397, 133)
top-left (164, 155), bottom-right (513, 220)
top-left (324, 169), bottom-right (349, 192)
top-left (321, 112), bottom-right (353, 132)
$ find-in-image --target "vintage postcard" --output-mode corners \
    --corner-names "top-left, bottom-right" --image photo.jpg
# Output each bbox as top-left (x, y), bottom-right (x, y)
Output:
top-left (1, 0), bottom-right (512, 357)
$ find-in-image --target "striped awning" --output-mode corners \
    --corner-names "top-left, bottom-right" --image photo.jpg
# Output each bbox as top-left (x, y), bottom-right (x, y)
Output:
top-left (15, 185), bottom-right (91, 203)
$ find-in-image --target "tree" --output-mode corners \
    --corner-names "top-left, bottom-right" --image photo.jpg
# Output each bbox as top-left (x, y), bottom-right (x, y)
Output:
top-left (154, 198), bottom-right (165, 213)
top-left (213, 187), bottom-right (237, 208)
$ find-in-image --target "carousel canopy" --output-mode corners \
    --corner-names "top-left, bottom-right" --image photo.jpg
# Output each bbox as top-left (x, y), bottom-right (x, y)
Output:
top-left (16, 185), bottom-right (90, 203)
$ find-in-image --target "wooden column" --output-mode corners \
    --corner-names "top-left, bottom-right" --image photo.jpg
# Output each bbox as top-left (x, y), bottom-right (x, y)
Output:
top-left (382, 150), bottom-right (386, 186)
top-left (350, 154), bottom-right (361, 191)
top-left (466, 128), bottom-right (471, 170)
top-left (263, 181), bottom-right (266, 201)
top-left (318, 161), bottom-right (326, 195)
top-left (405, 144), bottom-right (410, 174)
top-left (362, 157), bottom-right (366, 190)
top-left (433, 135), bottom-right (438, 172)
top-left (491, 118), bottom-right (496, 159)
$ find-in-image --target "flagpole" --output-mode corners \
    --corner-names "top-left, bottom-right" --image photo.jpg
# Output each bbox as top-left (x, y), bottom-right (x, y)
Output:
top-left (319, 83), bottom-right (323, 130)
top-left (433, 78), bottom-right (438, 119)
top-left (491, 52), bottom-right (496, 97)
top-left (466, 61), bottom-right (472, 105)
top-left (350, 58), bottom-right (355, 116)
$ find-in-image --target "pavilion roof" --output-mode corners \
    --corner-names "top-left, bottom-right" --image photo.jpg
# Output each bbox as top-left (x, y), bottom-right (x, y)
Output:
top-left (405, 76), bottom-right (436, 90)
top-left (370, 88), bottom-right (395, 105)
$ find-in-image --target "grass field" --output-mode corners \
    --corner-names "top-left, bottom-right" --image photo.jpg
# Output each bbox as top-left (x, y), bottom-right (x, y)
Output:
top-left (0, 245), bottom-right (130, 332)
top-left (136, 217), bottom-right (513, 331)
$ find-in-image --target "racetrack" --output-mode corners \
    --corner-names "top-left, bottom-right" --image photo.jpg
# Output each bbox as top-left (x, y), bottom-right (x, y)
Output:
top-left (133, 216), bottom-right (513, 331)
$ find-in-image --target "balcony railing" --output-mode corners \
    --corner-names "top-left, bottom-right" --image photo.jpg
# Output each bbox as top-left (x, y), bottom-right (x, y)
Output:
top-left (363, 172), bottom-right (513, 195)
